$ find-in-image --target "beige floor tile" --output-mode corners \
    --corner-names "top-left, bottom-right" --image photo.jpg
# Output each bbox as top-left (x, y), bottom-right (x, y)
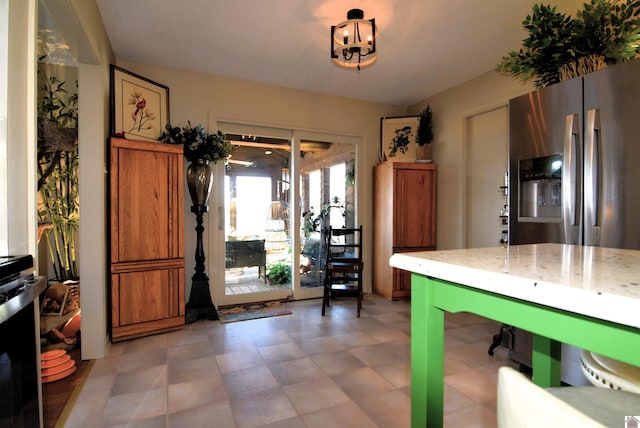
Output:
top-left (115, 348), bottom-right (168, 374)
top-left (229, 387), bottom-right (298, 428)
top-left (122, 333), bottom-right (168, 354)
top-left (294, 335), bottom-right (344, 356)
top-left (167, 401), bottom-right (235, 428)
top-left (257, 342), bottom-right (306, 364)
top-left (445, 358), bottom-right (471, 376)
top-left (302, 401), bottom-right (378, 428)
top-left (167, 340), bottom-right (214, 363)
top-left (74, 374), bottom-right (115, 403)
top-left (88, 355), bottom-right (122, 377)
top-left (331, 331), bottom-right (378, 348)
top-left (268, 357), bottom-right (325, 385)
top-left (444, 403), bottom-right (497, 428)
top-left (445, 369), bottom-right (498, 404)
top-left (283, 376), bottom-right (350, 415)
top-left (63, 295), bottom-right (510, 428)
top-left (168, 355), bottom-right (220, 384)
top-left (168, 375), bottom-right (228, 413)
top-left (350, 343), bottom-right (403, 366)
top-left (222, 365), bottom-right (280, 401)
top-left (261, 416), bottom-right (307, 428)
top-left (111, 364), bottom-right (167, 396)
top-left (444, 384), bottom-right (478, 415)
top-left (312, 350), bottom-right (366, 377)
top-left (381, 338), bottom-right (411, 359)
top-left (333, 366), bottom-right (396, 400)
top-left (62, 398), bottom-right (108, 428)
top-left (373, 360), bottom-right (411, 388)
top-left (101, 387), bottom-right (167, 426)
top-left (356, 389), bottom-right (411, 428)
top-left (166, 327), bottom-right (210, 347)
top-left (216, 348), bottom-right (265, 374)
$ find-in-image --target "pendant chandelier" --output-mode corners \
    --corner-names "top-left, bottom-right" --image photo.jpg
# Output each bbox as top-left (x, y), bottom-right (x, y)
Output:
top-left (331, 9), bottom-right (377, 71)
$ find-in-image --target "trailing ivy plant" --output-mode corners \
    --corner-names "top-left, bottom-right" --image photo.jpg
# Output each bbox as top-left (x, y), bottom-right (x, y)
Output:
top-left (37, 60), bottom-right (79, 281)
top-left (498, 0), bottom-right (640, 88)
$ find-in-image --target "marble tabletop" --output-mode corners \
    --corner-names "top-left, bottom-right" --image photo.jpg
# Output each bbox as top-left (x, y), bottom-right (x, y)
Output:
top-left (389, 243), bottom-right (640, 328)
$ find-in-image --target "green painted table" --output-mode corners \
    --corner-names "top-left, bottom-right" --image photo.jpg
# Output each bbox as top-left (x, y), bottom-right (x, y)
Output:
top-left (389, 244), bottom-right (640, 428)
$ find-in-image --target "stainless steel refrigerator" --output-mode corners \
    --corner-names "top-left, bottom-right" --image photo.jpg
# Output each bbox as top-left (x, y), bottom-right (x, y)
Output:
top-left (508, 58), bottom-right (640, 385)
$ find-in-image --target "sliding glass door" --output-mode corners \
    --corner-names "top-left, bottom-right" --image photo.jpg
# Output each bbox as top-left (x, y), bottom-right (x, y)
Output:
top-left (222, 135), bottom-right (293, 304)
top-left (212, 123), bottom-right (359, 306)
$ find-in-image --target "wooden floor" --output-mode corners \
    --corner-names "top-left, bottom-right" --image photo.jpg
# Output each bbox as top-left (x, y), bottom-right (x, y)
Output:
top-left (42, 347), bottom-right (92, 428)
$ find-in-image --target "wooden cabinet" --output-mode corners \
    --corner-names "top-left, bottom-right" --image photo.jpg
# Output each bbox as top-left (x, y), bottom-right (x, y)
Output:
top-left (109, 138), bottom-right (185, 341)
top-left (373, 162), bottom-right (436, 299)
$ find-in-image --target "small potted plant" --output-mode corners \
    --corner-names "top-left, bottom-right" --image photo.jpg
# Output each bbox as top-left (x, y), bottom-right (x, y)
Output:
top-left (416, 105), bottom-right (433, 161)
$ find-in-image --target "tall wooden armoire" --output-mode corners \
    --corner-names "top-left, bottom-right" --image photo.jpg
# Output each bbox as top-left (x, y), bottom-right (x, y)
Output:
top-left (109, 137), bottom-right (185, 341)
top-left (373, 162), bottom-right (436, 299)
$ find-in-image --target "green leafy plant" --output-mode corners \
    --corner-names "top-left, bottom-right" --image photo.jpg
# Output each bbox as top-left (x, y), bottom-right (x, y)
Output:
top-left (302, 196), bottom-right (345, 238)
top-left (498, 1), bottom-right (640, 88)
top-left (417, 105), bottom-right (433, 146)
top-left (37, 61), bottom-right (79, 281)
top-left (267, 261), bottom-right (291, 284)
top-left (498, 4), bottom-right (578, 88)
top-left (160, 122), bottom-right (235, 163)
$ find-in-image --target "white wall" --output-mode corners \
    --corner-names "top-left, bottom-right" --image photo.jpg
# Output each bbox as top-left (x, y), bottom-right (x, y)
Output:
top-left (115, 60), bottom-right (404, 302)
top-left (409, 71), bottom-right (533, 250)
top-left (47, 0), bottom-right (114, 359)
top-left (7, 0), bottom-right (37, 257)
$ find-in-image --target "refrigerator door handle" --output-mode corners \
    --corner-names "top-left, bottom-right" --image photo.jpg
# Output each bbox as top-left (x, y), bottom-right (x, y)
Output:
top-left (585, 109), bottom-right (601, 246)
top-left (562, 114), bottom-right (579, 244)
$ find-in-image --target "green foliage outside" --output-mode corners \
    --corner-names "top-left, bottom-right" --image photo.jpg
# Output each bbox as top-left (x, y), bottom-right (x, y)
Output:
top-left (267, 261), bottom-right (291, 284)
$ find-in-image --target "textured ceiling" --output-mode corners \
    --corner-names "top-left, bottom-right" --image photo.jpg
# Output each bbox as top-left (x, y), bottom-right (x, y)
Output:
top-left (96, 0), bottom-right (586, 106)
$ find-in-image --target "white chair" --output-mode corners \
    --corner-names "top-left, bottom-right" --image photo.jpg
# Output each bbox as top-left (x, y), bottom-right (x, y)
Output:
top-left (580, 350), bottom-right (640, 394)
top-left (497, 366), bottom-right (640, 428)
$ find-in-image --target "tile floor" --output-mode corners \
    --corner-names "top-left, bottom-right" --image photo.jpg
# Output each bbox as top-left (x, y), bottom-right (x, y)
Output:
top-left (64, 294), bottom-right (511, 428)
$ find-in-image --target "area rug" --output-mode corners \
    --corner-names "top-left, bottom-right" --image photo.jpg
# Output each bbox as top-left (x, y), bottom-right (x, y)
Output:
top-left (217, 301), bottom-right (292, 323)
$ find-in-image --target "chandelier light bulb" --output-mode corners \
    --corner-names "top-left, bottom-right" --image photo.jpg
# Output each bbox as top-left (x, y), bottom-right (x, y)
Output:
top-left (330, 8), bottom-right (377, 71)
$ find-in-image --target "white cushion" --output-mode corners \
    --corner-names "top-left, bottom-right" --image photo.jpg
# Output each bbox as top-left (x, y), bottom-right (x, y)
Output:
top-left (497, 366), bottom-right (640, 428)
top-left (580, 350), bottom-right (640, 394)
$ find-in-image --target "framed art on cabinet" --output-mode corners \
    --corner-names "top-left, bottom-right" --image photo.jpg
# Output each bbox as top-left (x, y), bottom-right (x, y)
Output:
top-left (380, 116), bottom-right (420, 162)
top-left (110, 65), bottom-right (169, 142)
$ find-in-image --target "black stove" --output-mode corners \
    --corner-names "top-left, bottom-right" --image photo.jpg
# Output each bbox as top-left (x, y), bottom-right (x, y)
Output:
top-left (0, 255), bottom-right (37, 314)
top-left (0, 254), bottom-right (45, 428)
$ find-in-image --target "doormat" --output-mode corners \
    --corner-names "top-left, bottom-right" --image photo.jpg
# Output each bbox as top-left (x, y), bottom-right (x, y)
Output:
top-left (217, 301), bottom-right (292, 324)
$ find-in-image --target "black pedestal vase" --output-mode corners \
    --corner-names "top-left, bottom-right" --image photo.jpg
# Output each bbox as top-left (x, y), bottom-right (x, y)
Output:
top-left (185, 160), bottom-right (219, 323)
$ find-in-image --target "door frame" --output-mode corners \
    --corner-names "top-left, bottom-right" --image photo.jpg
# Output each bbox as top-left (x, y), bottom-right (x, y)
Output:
top-left (462, 103), bottom-right (509, 249)
top-left (206, 114), bottom-right (363, 307)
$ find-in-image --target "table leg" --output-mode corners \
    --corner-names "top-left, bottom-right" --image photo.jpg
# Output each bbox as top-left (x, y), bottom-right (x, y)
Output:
top-left (411, 273), bottom-right (445, 428)
top-left (531, 334), bottom-right (561, 387)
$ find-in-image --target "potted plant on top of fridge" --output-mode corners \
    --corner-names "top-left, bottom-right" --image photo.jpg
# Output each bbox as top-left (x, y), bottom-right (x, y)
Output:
top-left (497, 1), bottom-right (640, 88)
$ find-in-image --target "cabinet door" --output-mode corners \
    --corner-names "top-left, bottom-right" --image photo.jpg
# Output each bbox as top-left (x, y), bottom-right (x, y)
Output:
top-left (393, 268), bottom-right (412, 299)
top-left (111, 266), bottom-right (184, 340)
top-left (394, 168), bottom-right (436, 248)
top-left (111, 144), bottom-right (183, 263)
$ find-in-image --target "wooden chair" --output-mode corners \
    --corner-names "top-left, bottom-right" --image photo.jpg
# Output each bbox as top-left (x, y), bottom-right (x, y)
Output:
top-left (322, 226), bottom-right (363, 317)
